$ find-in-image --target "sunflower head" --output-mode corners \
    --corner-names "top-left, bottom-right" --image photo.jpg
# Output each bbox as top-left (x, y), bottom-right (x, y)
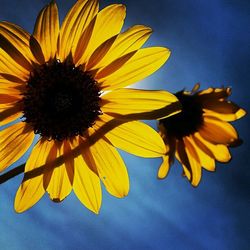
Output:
top-left (158, 83), bottom-right (246, 186)
top-left (22, 59), bottom-right (101, 140)
top-left (0, 0), bottom-right (180, 214)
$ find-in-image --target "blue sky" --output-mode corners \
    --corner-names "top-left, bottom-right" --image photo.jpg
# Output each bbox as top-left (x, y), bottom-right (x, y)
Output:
top-left (0, 0), bottom-right (249, 249)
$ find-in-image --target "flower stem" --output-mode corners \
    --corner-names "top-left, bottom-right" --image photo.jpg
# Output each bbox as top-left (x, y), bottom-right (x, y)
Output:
top-left (0, 164), bottom-right (25, 184)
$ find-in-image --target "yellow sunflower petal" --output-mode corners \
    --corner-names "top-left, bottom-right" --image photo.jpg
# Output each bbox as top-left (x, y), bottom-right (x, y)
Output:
top-left (44, 141), bottom-right (73, 202)
top-left (76, 4), bottom-right (126, 65)
top-left (203, 100), bottom-right (242, 114)
top-left (199, 116), bottom-right (238, 145)
top-left (175, 140), bottom-right (191, 181)
top-left (101, 88), bottom-right (180, 120)
top-left (0, 22), bottom-right (34, 70)
top-left (93, 51), bottom-right (136, 79)
top-left (202, 99), bottom-right (246, 121)
top-left (0, 94), bottom-right (20, 104)
top-left (86, 25), bottom-right (152, 70)
top-left (183, 137), bottom-right (202, 186)
top-left (94, 114), bottom-right (167, 157)
top-left (0, 81), bottom-right (24, 96)
top-left (85, 35), bottom-right (118, 71)
top-left (198, 87), bottom-right (231, 101)
top-left (86, 133), bottom-right (129, 198)
top-left (33, 1), bottom-right (59, 61)
top-left (193, 132), bottom-right (231, 163)
top-left (0, 48), bottom-right (29, 80)
top-left (190, 135), bottom-right (215, 171)
top-left (0, 21), bottom-right (30, 46)
top-left (158, 155), bottom-right (171, 179)
top-left (0, 122), bottom-right (34, 172)
top-left (0, 102), bottom-right (21, 126)
top-left (203, 108), bottom-right (246, 122)
top-left (72, 138), bottom-right (102, 214)
top-left (96, 47), bottom-right (171, 90)
top-left (29, 35), bottom-right (45, 65)
top-left (74, 17), bottom-right (99, 65)
top-left (59, 0), bottom-right (99, 61)
top-left (14, 139), bottom-right (54, 213)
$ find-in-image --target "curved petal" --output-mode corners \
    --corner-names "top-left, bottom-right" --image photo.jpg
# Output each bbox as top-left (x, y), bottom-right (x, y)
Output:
top-left (199, 116), bottom-right (238, 145)
top-left (0, 94), bottom-right (20, 104)
top-left (0, 81), bottom-right (24, 96)
top-left (86, 25), bottom-right (152, 70)
top-left (86, 132), bottom-right (129, 198)
top-left (76, 4), bottom-right (126, 65)
top-left (14, 139), bottom-right (54, 213)
top-left (96, 47), bottom-right (171, 90)
top-left (175, 139), bottom-right (191, 181)
top-left (44, 141), bottom-right (73, 202)
top-left (0, 122), bottom-right (34, 172)
top-left (197, 87), bottom-right (231, 101)
top-left (183, 137), bottom-right (202, 187)
top-left (0, 22), bottom-right (34, 70)
top-left (203, 108), bottom-right (246, 122)
top-left (193, 132), bottom-right (231, 163)
top-left (158, 155), bottom-right (171, 179)
top-left (72, 138), bottom-right (102, 214)
top-left (33, 1), bottom-right (59, 61)
top-left (0, 102), bottom-right (22, 126)
top-left (101, 88), bottom-right (181, 120)
top-left (157, 135), bottom-right (176, 179)
top-left (85, 35), bottom-right (118, 70)
top-left (190, 135), bottom-right (215, 171)
top-left (0, 48), bottom-right (29, 81)
top-left (59, 0), bottom-right (99, 61)
top-left (94, 114), bottom-right (166, 158)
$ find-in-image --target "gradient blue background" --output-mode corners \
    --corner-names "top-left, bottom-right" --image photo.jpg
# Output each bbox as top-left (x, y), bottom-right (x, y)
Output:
top-left (0, 0), bottom-right (249, 249)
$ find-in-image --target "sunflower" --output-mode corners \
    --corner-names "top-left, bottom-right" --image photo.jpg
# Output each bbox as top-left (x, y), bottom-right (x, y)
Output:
top-left (0, 0), bottom-right (180, 213)
top-left (157, 84), bottom-right (246, 186)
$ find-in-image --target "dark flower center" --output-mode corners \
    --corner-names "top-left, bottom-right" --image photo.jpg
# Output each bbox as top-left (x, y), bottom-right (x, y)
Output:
top-left (159, 91), bottom-right (204, 139)
top-left (22, 60), bottom-right (101, 140)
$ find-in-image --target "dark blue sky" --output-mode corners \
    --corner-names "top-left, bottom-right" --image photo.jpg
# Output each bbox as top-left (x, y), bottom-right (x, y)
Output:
top-left (0, 0), bottom-right (249, 249)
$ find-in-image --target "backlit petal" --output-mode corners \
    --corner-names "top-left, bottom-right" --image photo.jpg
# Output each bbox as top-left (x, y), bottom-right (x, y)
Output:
top-left (72, 138), bottom-right (102, 214)
top-left (59, 0), bottom-right (99, 61)
top-left (190, 135), bottom-right (215, 171)
top-left (0, 81), bottom-right (24, 96)
top-left (175, 140), bottom-right (191, 181)
top-left (76, 4), bottom-right (126, 65)
top-left (96, 47), bottom-right (170, 90)
top-left (14, 139), bottom-right (54, 213)
top-left (33, 1), bottom-right (59, 61)
top-left (0, 48), bottom-right (29, 81)
top-left (198, 87), bottom-right (231, 101)
top-left (199, 116), bottom-right (238, 145)
top-left (193, 132), bottom-right (231, 163)
top-left (0, 122), bottom-right (34, 172)
top-left (0, 102), bottom-right (22, 126)
top-left (0, 22), bottom-right (34, 70)
top-left (86, 132), bottom-right (129, 198)
top-left (0, 94), bottom-right (20, 104)
top-left (158, 155), bottom-right (171, 179)
top-left (183, 137), bottom-right (202, 187)
top-left (203, 108), bottom-right (246, 122)
top-left (86, 25), bottom-right (152, 70)
top-left (95, 114), bottom-right (167, 157)
top-left (44, 141), bottom-right (73, 202)
top-left (101, 88), bottom-right (180, 120)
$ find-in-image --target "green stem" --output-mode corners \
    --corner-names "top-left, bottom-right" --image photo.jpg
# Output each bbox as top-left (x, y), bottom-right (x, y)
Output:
top-left (0, 164), bottom-right (25, 184)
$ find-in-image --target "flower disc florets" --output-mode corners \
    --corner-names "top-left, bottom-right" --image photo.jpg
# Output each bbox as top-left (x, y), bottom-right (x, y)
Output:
top-left (22, 60), bottom-right (101, 140)
top-left (159, 90), bottom-right (204, 139)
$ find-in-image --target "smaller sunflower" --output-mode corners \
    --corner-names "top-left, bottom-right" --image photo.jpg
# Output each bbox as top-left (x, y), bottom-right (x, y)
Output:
top-left (157, 84), bottom-right (246, 186)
